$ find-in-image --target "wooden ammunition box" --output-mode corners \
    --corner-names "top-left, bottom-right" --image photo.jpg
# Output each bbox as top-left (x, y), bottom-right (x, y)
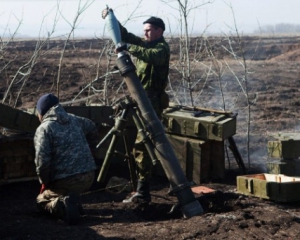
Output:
top-left (266, 161), bottom-right (295, 176)
top-left (0, 103), bottom-right (40, 134)
top-left (237, 173), bottom-right (300, 202)
top-left (268, 132), bottom-right (300, 159)
top-left (0, 105), bottom-right (135, 185)
top-left (64, 106), bottom-right (115, 128)
top-left (153, 134), bottom-right (225, 184)
top-left (0, 136), bottom-right (37, 185)
top-left (162, 107), bottom-right (236, 141)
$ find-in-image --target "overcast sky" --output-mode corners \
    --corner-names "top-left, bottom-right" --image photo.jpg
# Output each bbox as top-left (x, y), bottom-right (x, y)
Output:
top-left (0, 0), bottom-right (300, 38)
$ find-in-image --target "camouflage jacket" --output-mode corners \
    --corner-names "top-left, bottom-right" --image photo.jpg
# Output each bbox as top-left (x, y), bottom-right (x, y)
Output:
top-left (34, 104), bottom-right (99, 185)
top-left (119, 23), bottom-right (170, 93)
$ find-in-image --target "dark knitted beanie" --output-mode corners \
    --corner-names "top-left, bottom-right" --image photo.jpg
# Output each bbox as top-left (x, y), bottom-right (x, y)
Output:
top-left (36, 93), bottom-right (59, 116)
top-left (143, 16), bottom-right (165, 31)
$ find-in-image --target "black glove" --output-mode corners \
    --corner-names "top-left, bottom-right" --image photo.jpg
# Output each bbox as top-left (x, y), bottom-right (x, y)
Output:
top-left (115, 42), bottom-right (131, 53)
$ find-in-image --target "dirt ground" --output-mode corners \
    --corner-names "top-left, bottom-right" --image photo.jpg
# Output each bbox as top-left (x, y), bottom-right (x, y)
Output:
top-left (2, 35), bottom-right (300, 239)
top-left (2, 169), bottom-right (300, 240)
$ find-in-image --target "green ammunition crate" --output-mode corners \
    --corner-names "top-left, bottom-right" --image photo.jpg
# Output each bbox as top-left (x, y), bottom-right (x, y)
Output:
top-left (268, 140), bottom-right (300, 159)
top-left (0, 105), bottom-right (127, 184)
top-left (0, 103), bottom-right (40, 134)
top-left (0, 136), bottom-right (37, 185)
top-left (266, 161), bottom-right (295, 176)
top-left (237, 173), bottom-right (300, 202)
top-left (63, 106), bottom-right (114, 128)
top-left (157, 134), bottom-right (225, 184)
top-left (268, 132), bottom-right (300, 159)
top-left (162, 107), bottom-right (236, 141)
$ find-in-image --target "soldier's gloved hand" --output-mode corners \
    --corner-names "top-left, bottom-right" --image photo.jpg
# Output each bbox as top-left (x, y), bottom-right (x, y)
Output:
top-left (115, 42), bottom-right (131, 53)
top-left (102, 8), bottom-right (112, 19)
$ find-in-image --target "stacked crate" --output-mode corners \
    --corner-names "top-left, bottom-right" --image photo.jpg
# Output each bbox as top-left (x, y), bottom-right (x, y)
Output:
top-left (0, 105), bottom-right (117, 185)
top-left (236, 133), bottom-right (300, 203)
top-left (157, 106), bottom-right (237, 184)
top-left (0, 135), bottom-right (36, 184)
top-left (267, 132), bottom-right (300, 176)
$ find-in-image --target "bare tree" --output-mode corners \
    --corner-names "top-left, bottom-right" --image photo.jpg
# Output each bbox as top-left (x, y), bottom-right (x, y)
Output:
top-left (0, 13), bottom-right (22, 59)
top-left (0, 13), bottom-right (23, 105)
top-left (161, 0), bottom-right (213, 106)
top-left (56, 0), bottom-right (95, 99)
top-left (1, 5), bottom-right (60, 106)
top-left (205, 40), bottom-right (226, 110)
top-left (221, 2), bottom-right (260, 168)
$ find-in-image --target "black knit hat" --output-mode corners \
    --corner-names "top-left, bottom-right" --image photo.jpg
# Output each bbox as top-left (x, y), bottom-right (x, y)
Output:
top-left (36, 93), bottom-right (59, 116)
top-left (143, 16), bottom-right (165, 31)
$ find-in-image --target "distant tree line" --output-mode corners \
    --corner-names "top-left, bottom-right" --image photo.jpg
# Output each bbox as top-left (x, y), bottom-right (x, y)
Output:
top-left (254, 23), bottom-right (300, 34)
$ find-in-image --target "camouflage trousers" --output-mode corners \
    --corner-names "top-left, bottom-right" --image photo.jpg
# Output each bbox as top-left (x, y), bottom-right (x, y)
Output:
top-left (134, 96), bottom-right (162, 182)
top-left (36, 171), bottom-right (94, 218)
top-left (134, 141), bottom-right (153, 182)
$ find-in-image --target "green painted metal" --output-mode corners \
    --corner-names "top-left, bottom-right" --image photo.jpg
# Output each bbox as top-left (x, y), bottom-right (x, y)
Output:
top-left (0, 105), bottom-right (118, 184)
top-left (162, 134), bottom-right (225, 184)
top-left (162, 106), bottom-right (236, 141)
top-left (237, 173), bottom-right (300, 202)
top-left (1, 103), bottom-right (231, 187)
top-left (268, 133), bottom-right (300, 159)
top-left (0, 103), bottom-right (40, 134)
top-left (266, 161), bottom-right (295, 176)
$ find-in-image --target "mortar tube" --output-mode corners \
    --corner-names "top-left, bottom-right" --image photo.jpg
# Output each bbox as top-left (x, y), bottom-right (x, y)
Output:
top-left (116, 52), bottom-right (204, 218)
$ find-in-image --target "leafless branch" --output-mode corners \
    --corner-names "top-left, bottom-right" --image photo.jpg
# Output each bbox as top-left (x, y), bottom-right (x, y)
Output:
top-left (56, 0), bottom-right (95, 98)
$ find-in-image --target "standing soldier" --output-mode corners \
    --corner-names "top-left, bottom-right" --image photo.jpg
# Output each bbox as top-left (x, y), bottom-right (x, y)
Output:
top-left (102, 9), bottom-right (170, 203)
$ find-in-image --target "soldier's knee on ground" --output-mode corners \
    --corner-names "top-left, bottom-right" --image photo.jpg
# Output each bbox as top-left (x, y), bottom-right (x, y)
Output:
top-left (36, 195), bottom-right (65, 218)
top-left (50, 197), bottom-right (66, 219)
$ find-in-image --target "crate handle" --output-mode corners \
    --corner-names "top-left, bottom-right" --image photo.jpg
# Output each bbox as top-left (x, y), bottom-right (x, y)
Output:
top-left (246, 179), bottom-right (254, 193)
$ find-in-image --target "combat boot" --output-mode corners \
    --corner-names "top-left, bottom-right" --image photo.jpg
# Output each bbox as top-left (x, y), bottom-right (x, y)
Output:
top-left (123, 180), bottom-right (151, 203)
top-left (63, 193), bottom-right (80, 225)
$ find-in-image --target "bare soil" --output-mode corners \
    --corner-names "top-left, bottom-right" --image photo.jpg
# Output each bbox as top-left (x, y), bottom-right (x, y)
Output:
top-left (1, 35), bottom-right (300, 239)
top-left (2, 170), bottom-right (300, 240)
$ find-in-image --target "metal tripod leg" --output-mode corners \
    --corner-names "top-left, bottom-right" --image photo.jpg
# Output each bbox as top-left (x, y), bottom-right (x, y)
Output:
top-left (97, 109), bottom-right (128, 183)
top-left (122, 131), bottom-right (137, 191)
top-left (130, 106), bottom-right (159, 165)
top-left (96, 98), bottom-right (158, 191)
top-left (227, 136), bottom-right (247, 174)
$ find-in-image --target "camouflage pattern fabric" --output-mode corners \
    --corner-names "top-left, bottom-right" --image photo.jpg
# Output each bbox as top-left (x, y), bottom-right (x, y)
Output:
top-left (134, 143), bottom-right (153, 181)
top-left (34, 104), bottom-right (99, 185)
top-left (119, 23), bottom-right (170, 181)
top-left (119, 23), bottom-right (170, 116)
top-left (36, 171), bottom-right (94, 218)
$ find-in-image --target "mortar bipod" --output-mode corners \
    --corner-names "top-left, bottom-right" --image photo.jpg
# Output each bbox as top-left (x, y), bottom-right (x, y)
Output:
top-left (96, 97), bottom-right (159, 191)
top-left (227, 136), bottom-right (247, 174)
